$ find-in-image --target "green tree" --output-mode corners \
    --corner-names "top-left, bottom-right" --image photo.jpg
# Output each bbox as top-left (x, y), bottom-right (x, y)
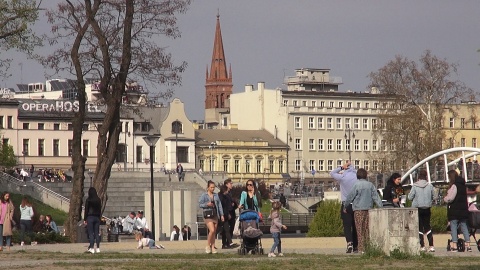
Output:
top-left (368, 50), bottom-right (471, 172)
top-left (0, 0), bottom-right (42, 78)
top-left (43, 0), bottom-right (191, 242)
top-left (0, 142), bottom-right (17, 168)
top-left (307, 200), bottom-right (343, 237)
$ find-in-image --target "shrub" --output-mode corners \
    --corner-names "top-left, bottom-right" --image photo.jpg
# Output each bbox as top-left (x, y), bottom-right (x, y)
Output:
top-left (307, 200), bottom-right (343, 237)
top-left (12, 231), bottom-right (70, 244)
top-left (430, 206), bottom-right (447, 233)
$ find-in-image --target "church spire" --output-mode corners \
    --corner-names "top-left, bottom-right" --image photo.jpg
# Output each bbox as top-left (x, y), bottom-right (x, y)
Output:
top-left (205, 12), bottom-right (232, 110)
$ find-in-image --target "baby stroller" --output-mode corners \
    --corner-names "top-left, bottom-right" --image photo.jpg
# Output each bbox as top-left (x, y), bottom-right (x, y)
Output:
top-left (447, 202), bottom-right (480, 252)
top-left (237, 210), bottom-right (264, 255)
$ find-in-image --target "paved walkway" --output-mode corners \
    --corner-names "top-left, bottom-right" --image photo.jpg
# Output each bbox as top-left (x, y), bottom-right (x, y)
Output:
top-left (9, 234), bottom-right (480, 257)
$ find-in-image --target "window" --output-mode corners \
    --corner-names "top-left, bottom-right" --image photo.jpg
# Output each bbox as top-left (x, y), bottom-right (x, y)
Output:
top-left (318, 139), bottom-right (324, 150)
top-left (54, 123), bottom-right (60, 130)
top-left (320, 101), bottom-right (325, 108)
top-left (372, 160), bottom-right (378, 171)
top-left (178, 147), bottom-right (188, 163)
top-left (381, 140), bottom-right (387, 151)
top-left (354, 160), bottom-right (360, 168)
top-left (472, 120), bottom-right (476, 129)
top-left (327, 118), bottom-right (333, 129)
top-left (278, 160), bottom-right (284, 173)
top-left (7, 116), bottom-right (12, 129)
top-left (295, 160), bottom-right (301, 171)
top-left (449, 118), bottom-right (454, 128)
top-left (345, 118), bottom-right (351, 129)
top-left (308, 117), bottom-right (315, 129)
top-left (363, 160), bottom-right (369, 171)
top-left (309, 139), bottom-right (315, 150)
top-left (172, 120), bottom-right (183, 134)
top-left (0, 116), bottom-right (3, 128)
top-left (68, 140), bottom-right (73, 156)
top-left (317, 117), bottom-right (324, 129)
top-left (336, 139), bottom-right (343, 151)
top-left (309, 160), bottom-right (315, 171)
top-left (82, 124), bottom-right (89, 131)
top-left (354, 139), bottom-right (360, 151)
top-left (269, 160), bottom-right (274, 173)
top-left (294, 117), bottom-right (301, 129)
top-left (327, 139), bottom-right (333, 150)
top-left (199, 159), bottom-right (204, 171)
top-left (461, 138), bottom-right (466, 147)
top-left (23, 139), bottom-right (29, 156)
top-left (38, 123), bottom-right (44, 130)
top-left (461, 118), bottom-right (465, 129)
top-left (293, 100), bottom-right (298, 107)
top-left (136, 146), bottom-right (143, 162)
top-left (337, 160), bottom-right (343, 167)
top-left (449, 138), bottom-right (455, 148)
top-left (318, 160), bottom-right (324, 171)
top-left (295, 138), bottom-right (301, 150)
top-left (363, 119), bottom-right (369, 130)
top-left (374, 103), bottom-right (379, 109)
top-left (473, 138), bottom-right (477, 148)
top-left (372, 119), bottom-right (377, 129)
top-left (302, 101), bottom-right (307, 107)
top-left (329, 101), bottom-right (334, 108)
top-left (389, 141), bottom-right (395, 151)
top-left (363, 140), bottom-right (369, 151)
top-left (283, 100), bottom-right (288, 106)
top-left (234, 160), bottom-right (240, 173)
top-left (223, 160), bottom-right (229, 172)
top-left (2, 138), bottom-right (8, 145)
top-left (347, 102), bottom-right (352, 108)
top-left (338, 102), bottom-right (343, 108)
top-left (38, 139), bottom-right (44, 156)
top-left (327, 160), bottom-right (333, 171)
top-left (23, 123), bottom-right (29, 130)
top-left (68, 124), bottom-right (73, 130)
top-left (256, 160), bottom-right (262, 173)
top-left (372, 140), bottom-right (378, 151)
top-left (211, 158), bottom-right (216, 172)
top-left (336, 118), bottom-right (342, 129)
top-left (357, 102), bottom-right (361, 108)
top-left (311, 101), bottom-right (316, 107)
top-left (365, 103), bottom-right (369, 109)
top-left (354, 118), bottom-right (359, 129)
top-left (53, 139), bottom-right (59, 156)
top-left (83, 140), bottom-right (89, 156)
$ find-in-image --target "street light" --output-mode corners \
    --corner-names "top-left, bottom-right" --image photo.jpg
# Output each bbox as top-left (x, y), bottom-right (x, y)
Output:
top-left (87, 169), bottom-right (94, 187)
top-left (124, 123), bottom-right (130, 171)
top-left (209, 142), bottom-right (217, 180)
top-left (344, 128), bottom-right (355, 162)
top-left (143, 134), bottom-right (161, 240)
top-left (172, 120), bottom-right (182, 165)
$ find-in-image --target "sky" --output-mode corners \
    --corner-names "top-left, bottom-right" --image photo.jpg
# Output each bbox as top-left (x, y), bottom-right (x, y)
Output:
top-left (2, 0), bottom-right (480, 120)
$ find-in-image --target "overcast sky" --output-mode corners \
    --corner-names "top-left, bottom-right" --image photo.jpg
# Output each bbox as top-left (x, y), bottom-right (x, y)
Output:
top-left (2, 0), bottom-right (480, 120)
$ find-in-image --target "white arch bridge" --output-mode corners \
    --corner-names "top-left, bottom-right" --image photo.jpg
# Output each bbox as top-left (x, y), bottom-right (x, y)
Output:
top-left (401, 147), bottom-right (480, 186)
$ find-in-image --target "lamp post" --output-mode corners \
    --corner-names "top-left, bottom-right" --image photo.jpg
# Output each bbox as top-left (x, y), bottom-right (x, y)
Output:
top-left (209, 142), bottom-right (217, 180)
top-left (87, 169), bottom-right (94, 187)
top-left (172, 120), bottom-right (181, 166)
top-left (344, 128), bottom-right (355, 162)
top-left (124, 123), bottom-right (130, 171)
top-left (143, 134), bottom-right (161, 240)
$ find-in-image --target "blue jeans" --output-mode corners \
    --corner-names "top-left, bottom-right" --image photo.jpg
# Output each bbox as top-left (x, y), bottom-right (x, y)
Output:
top-left (87, 216), bottom-right (100, 249)
top-left (450, 219), bottom-right (470, 243)
top-left (0, 224), bottom-right (11, 247)
top-left (20, 220), bottom-right (33, 242)
top-left (148, 239), bottom-right (156, 249)
top-left (270, 232), bottom-right (282, 253)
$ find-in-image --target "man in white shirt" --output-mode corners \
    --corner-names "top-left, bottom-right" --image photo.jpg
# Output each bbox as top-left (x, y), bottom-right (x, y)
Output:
top-left (134, 210), bottom-right (153, 239)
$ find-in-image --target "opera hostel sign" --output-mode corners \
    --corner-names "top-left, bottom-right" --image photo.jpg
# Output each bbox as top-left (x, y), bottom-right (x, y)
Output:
top-left (21, 100), bottom-right (101, 113)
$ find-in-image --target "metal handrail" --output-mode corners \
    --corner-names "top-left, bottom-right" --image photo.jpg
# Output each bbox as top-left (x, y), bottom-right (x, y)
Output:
top-left (0, 172), bottom-right (28, 187)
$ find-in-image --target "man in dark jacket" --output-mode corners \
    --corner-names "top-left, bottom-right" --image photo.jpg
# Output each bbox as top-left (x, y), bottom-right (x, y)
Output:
top-left (224, 179), bottom-right (238, 248)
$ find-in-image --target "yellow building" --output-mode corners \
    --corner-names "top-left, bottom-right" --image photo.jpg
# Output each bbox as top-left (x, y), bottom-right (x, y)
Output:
top-left (443, 103), bottom-right (480, 150)
top-left (195, 129), bottom-right (288, 185)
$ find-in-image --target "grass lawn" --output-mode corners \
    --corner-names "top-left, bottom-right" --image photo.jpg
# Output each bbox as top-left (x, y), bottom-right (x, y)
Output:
top-left (10, 193), bottom-right (68, 226)
top-left (1, 252), bottom-right (480, 269)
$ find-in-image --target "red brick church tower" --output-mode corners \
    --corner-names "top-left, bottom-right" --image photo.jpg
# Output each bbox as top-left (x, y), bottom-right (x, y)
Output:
top-left (204, 13), bottom-right (232, 128)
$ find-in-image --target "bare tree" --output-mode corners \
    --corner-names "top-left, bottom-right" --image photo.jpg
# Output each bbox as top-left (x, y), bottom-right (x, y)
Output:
top-left (368, 50), bottom-right (472, 173)
top-left (43, 0), bottom-right (190, 241)
top-left (0, 0), bottom-right (42, 79)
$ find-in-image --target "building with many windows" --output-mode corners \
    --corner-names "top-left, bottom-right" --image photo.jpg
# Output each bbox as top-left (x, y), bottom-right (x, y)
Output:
top-left (0, 97), bottom-right (195, 171)
top-left (195, 129), bottom-right (288, 184)
top-left (230, 68), bottom-right (397, 182)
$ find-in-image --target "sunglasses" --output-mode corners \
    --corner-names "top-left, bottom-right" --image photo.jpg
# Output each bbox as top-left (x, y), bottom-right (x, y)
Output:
top-left (246, 184), bottom-right (253, 187)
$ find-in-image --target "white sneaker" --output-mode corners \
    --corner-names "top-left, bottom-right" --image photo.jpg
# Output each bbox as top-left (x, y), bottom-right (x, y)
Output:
top-left (159, 244), bottom-right (165, 249)
top-left (96, 248), bottom-right (100, 253)
top-left (268, 252), bottom-right (276, 257)
top-left (87, 248), bottom-right (95, 254)
top-left (21, 242), bottom-right (24, 246)
top-left (428, 247), bottom-right (435, 252)
top-left (211, 247), bottom-right (218, 254)
top-left (205, 246), bottom-right (212, 254)
top-left (278, 253), bottom-right (284, 257)
top-left (420, 247), bottom-right (426, 252)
